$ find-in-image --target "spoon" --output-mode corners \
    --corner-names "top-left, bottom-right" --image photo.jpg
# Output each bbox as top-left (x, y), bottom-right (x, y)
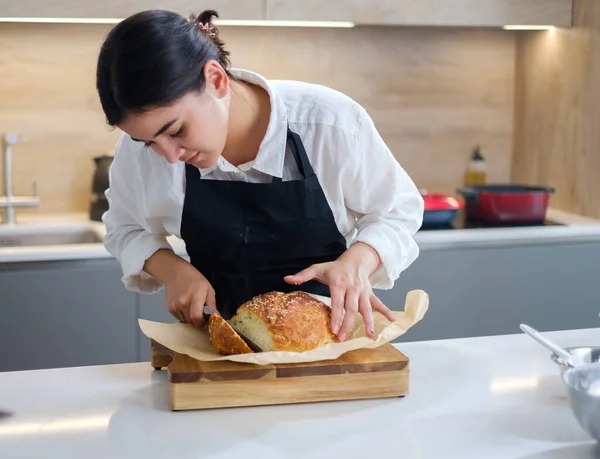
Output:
top-left (520, 324), bottom-right (574, 367)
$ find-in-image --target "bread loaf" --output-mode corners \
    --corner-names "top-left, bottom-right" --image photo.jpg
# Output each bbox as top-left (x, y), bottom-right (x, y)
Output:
top-left (208, 313), bottom-right (253, 355)
top-left (229, 291), bottom-right (338, 353)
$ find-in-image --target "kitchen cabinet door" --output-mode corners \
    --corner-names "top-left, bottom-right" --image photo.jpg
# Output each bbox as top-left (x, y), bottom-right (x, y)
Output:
top-left (0, 259), bottom-right (137, 372)
top-left (0, 0), bottom-right (262, 20)
top-left (136, 288), bottom-right (176, 363)
top-left (265, 0), bottom-right (572, 27)
top-left (376, 241), bottom-right (600, 342)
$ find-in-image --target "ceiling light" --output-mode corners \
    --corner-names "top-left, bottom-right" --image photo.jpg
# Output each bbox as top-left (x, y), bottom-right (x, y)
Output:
top-left (214, 19), bottom-right (354, 28)
top-left (0, 17), bottom-right (355, 28)
top-left (503, 25), bottom-right (555, 30)
top-left (0, 17), bottom-right (121, 24)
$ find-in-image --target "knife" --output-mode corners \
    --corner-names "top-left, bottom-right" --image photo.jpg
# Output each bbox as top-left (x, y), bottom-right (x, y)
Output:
top-left (202, 306), bottom-right (263, 353)
top-left (202, 305), bottom-right (215, 325)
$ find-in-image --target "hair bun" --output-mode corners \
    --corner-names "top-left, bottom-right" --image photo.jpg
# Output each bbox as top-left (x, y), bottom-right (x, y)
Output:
top-left (197, 9), bottom-right (218, 26)
top-left (189, 9), bottom-right (219, 37)
top-left (188, 9), bottom-right (231, 69)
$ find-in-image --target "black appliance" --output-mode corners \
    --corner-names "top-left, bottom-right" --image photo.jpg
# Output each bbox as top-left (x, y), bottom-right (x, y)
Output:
top-left (89, 155), bottom-right (113, 222)
top-left (419, 209), bottom-right (564, 231)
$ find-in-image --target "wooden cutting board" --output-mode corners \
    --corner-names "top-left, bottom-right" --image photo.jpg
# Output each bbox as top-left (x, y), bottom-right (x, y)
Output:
top-left (151, 339), bottom-right (410, 411)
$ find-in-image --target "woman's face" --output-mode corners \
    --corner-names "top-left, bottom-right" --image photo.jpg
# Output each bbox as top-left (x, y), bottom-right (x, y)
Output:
top-left (118, 62), bottom-right (230, 169)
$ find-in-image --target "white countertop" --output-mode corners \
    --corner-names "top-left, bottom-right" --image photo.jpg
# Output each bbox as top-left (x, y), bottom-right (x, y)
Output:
top-left (1, 328), bottom-right (599, 458)
top-left (1, 207), bottom-right (600, 263)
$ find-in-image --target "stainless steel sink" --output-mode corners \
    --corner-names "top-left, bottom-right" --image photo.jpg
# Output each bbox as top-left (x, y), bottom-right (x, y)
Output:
top-left (0, 225), bottom-right (103, 247)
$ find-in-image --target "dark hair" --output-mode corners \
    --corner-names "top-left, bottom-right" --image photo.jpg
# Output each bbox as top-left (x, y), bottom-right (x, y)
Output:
top-left (96, 9), bottom-right (231, 126)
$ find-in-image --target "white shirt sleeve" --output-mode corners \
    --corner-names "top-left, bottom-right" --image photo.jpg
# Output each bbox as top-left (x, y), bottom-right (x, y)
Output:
top-left (344, 108), bottom-right (424, 289)
top-left (102, 134), bottom-right (173, 293)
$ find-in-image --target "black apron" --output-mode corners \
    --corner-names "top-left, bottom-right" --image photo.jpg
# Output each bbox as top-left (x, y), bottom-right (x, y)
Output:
top-left (180, 128), bottom-right (347, 319)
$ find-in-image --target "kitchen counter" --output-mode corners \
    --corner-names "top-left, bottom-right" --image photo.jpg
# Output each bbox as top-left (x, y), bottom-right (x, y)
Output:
top-left (1, 328), bottom-right (599, 458)
top-left (2, 207), bottom-right (600, 263)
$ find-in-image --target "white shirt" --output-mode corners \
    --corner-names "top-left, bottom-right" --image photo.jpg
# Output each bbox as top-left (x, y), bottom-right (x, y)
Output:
top-left (103, 68), bottom-right (424, 294)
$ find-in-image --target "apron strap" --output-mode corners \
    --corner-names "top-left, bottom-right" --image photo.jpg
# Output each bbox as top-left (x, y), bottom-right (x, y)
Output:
top-left (287, 128), bottom-right (315, 178)
top-left (184, 161), bottom-right (198, 183)
top-left (271, 128), bottom-right (314, 183)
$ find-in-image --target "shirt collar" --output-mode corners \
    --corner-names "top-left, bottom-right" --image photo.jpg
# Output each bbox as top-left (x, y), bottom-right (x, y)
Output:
top-left (198, 68), bottom-right (288, 178)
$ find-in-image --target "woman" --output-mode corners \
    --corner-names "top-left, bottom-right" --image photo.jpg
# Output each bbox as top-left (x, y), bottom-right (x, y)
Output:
top-left (96, 9), bottom-right (424, 342)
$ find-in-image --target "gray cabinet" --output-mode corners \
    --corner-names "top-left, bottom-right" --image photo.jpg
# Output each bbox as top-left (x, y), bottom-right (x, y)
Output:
top-left (137, 288), bottom-right (175, 363)
top-left (0, 259), bottom-right (137, 372)
top-left (378, 240), bottom-right (600, 343)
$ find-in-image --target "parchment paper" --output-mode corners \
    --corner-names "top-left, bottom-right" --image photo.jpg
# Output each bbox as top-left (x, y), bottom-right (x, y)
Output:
top-left (138, 289), bottom-right (429, 365)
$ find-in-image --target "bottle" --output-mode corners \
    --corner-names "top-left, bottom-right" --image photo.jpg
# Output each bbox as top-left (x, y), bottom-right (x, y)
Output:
top-left (464, 146), bottom-right (486, 186)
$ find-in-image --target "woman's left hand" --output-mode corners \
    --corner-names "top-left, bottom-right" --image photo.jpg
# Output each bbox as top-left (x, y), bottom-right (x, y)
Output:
top-left (284, 242), bottom-right (396, 341)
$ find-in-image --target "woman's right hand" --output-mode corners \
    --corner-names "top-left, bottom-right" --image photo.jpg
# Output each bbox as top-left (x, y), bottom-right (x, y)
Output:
top-left (143, 249), bottom-right (217, 326)
top-left (164, 263), bottom-right (217, 326)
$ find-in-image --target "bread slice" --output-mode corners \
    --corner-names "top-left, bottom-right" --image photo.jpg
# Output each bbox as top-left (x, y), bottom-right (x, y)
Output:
top-left (229, 291), bottom-right (338, 352)
top-left (208, 313), bottom-right (253, 355)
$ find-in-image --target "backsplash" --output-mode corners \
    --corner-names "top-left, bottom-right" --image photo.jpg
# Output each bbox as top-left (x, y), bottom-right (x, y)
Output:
top-left (512, 3), bottom-right (600, 220)
top-left (0, 23), bottom-right (515, 214)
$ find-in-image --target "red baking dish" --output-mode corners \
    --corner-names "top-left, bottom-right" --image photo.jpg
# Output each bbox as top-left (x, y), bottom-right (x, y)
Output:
top-left (421, 191), bottom-right (464, 226)
top-left (457, 185), bottom-right (555, 223)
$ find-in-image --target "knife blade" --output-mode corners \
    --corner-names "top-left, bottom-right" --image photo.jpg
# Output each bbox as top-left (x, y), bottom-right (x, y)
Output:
top-left (202, 306), bottom-right (263, 353)
top-left (202, 305), bottom-right (214, 325)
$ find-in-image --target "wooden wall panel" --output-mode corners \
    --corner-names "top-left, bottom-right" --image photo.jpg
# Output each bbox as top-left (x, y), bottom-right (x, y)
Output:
top-left (0, 23), bottom-right (516, 215)
top-left (512, 0), bottom-right (600, 218)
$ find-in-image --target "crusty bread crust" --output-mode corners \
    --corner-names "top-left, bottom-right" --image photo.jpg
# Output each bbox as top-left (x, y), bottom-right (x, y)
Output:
top-left (230, 291), bottom-right (339, 352)
top-left (208, 313), bottom-right (253, 355)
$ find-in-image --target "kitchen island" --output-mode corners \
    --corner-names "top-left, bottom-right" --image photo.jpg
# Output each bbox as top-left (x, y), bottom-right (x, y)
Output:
top-left (1, 328), bottom-right (599, 458)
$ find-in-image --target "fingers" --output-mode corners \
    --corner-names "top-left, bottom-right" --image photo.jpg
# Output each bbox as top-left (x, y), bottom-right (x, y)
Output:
top-left (169, 304), bottom-right (188, 323)
top-left (284, 264), bottom-right (320, 286)
top-left (167, 291), bottom-right (191, 323)
top-left (169, 309), bottom-right (186, 323)
top-left (189, 299), bottom-right (205, 326)
top-left (371, 294), bottom-right (395, 322)
top-left (180, 304), bottom-right (192, 324)
top-left (188, 286), bottom-right (219, 326)
top-left (359, 293), bottom-right (375, 338)
top-left (329, 284), bottom-right (345, 336)
top-left (338, 287), bottom-right (359, 342)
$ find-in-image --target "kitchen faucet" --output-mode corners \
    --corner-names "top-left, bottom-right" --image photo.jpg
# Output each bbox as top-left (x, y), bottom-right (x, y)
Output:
top-left (0, 133), bottom-right (40, 225)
